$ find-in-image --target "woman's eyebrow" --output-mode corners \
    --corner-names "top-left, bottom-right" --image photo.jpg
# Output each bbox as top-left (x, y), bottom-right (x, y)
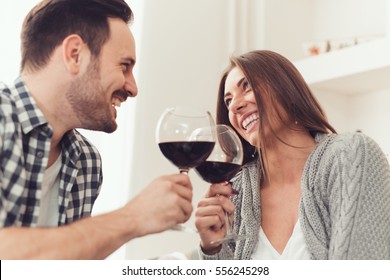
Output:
top-left (236, 77), bottom-right (245, 88)
top-left (224, 77), bottom-right (246, 97)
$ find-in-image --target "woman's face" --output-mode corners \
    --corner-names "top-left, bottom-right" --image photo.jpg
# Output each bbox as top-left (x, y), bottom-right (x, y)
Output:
top-left (223, 67), bottom-right (259, 147)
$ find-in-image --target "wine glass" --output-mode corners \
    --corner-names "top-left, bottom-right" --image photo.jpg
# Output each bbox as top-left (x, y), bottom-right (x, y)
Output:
top-left (156, 106), bottom-right (216, 232)
top-left (156, 106), bottom-right (216, 174)
top-left (194, 124), bottom-right (248, 244)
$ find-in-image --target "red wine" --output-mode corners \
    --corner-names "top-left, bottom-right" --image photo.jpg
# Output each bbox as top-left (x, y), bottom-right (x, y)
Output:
top-left (159, 141), bottom-right (215, 170)
top-left (194, 161), bottom-right (241, 184)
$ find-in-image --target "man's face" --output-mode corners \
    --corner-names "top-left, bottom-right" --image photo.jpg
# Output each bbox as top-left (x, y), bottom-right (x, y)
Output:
top-left (66, 18), bottom-right (137, 133)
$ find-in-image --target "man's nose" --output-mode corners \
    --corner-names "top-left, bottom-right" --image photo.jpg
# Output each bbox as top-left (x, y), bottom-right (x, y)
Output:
top-left (125, 75), bottom-right (138, 97)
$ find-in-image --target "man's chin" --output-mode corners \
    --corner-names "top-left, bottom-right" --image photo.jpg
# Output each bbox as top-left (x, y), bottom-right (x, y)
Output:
top-left (89, 120), bottom-right (117, 134)
top-left (104, 123), bottom-right (117, 133)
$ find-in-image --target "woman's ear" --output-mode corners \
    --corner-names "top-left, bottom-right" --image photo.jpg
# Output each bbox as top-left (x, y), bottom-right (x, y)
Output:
top-left (62, 34), bottom-right (87, 75)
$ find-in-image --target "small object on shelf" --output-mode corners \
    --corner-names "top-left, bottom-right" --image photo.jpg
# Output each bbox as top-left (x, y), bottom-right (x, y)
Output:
top-left (329, 38), bottom-right (357, 51)
top-left (302, 34), bottom-right (384, 57)
top-left (302, 40), bottom-right (330, 56)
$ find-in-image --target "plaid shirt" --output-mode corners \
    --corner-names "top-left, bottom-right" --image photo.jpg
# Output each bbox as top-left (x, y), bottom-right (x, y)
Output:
top-left (0, 78), bottom-right (102, 227)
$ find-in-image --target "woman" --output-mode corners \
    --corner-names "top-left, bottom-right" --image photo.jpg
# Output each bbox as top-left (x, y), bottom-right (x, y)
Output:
top-left (195, 50), bottom-right (390, 259)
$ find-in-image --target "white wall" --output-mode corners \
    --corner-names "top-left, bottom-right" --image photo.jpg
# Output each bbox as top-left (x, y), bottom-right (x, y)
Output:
top-left (263, 0), bottom-right (388, 61)
top-left (0, 1), bottom-right (38, 84)
top-left (314, 88), bottom-right (390, 161)
top-left (347, 89), bottom-right (390, 159)
top-left (313, 0), bottom-right (387, 40)
top-left (313, 90), bottom-right (351, 133)
top-left (263, 0), bottom-right (315, 60)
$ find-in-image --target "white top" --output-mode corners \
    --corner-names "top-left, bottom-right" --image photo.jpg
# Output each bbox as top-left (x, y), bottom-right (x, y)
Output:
top-left (251, 221), bottom-right (311, 260)
top-left (37, 154), bottom-right (62, 227)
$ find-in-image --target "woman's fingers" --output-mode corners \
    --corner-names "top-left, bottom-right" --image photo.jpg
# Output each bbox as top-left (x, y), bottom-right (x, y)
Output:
top-left (204, 182), bottom-right (238, 198)
top-left (195, 204), bottom-right (225, 226)
top-left (197, 195), bottom-right (235, 214)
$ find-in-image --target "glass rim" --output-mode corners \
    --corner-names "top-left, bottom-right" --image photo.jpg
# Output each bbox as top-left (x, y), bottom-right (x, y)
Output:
top-left (164, 106), bottom-right (212, 118)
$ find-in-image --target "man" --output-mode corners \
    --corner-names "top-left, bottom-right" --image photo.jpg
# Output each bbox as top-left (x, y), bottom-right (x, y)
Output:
top-left (0, 0), bottom-right (193, 259)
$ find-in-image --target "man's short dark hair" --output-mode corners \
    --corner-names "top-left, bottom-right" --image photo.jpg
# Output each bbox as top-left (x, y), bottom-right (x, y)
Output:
top-left (20, 0), bottom-right (133, 72)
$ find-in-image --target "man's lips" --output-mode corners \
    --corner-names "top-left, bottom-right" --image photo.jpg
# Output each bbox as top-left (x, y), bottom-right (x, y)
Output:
top-left (111, 90), bottom-right (128, 108)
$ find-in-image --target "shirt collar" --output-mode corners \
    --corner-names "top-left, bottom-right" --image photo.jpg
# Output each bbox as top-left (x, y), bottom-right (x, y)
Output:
top-left (12, 77), bottom-right (50, 135)
top-left (11, 77), bottom-right (84, 165)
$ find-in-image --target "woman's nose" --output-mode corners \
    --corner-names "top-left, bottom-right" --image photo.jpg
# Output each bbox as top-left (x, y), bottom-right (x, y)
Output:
top-left (230, 96), bottom-right (246, 113)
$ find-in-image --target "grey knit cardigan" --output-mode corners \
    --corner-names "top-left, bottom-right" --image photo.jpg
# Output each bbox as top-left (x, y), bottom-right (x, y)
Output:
top-left (200, 132), bottom-right (390, 260)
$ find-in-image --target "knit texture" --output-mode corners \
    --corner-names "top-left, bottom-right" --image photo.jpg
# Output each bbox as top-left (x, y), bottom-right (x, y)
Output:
top-left (200, 133), bottom-right (390, 260)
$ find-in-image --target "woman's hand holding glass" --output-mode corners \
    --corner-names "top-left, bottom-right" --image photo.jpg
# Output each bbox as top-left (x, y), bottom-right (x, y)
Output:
top-left (195, 182), bottom-right (237, 253)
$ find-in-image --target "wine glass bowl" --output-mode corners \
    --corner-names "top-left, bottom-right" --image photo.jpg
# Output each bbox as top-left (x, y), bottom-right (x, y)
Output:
top-left (195, 125), bottom-right (244, 184)
top-left (156, 106), bottom-right (216, 174)
top-left (158, 141), bottom-right (215, 174)
top-left (194, 125), bottom-right (243, 184)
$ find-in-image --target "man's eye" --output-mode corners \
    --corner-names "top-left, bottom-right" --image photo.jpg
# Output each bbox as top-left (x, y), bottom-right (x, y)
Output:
top-left (121, 63), bottom-right (130, 72)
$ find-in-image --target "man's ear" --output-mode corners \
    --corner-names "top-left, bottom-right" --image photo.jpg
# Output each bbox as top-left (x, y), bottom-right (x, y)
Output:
top-left (62, 34), bottom-right (87, 75)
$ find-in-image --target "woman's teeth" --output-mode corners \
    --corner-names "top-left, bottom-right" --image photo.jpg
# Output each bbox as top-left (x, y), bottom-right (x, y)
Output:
top-left (242, 114), bottom-right (259, 130)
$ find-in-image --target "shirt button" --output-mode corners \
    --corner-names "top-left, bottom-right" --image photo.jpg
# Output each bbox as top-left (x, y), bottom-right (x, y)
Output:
top-left (36, 151), bottom-right (44, 158)
top-left (27, 206), bottom-right (34, 213)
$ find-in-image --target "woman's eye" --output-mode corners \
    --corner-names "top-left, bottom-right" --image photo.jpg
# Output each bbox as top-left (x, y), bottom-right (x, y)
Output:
top-left (243, 80), bottom-right (251, 91)
top-left (224, 98), bottom-right (232, 108)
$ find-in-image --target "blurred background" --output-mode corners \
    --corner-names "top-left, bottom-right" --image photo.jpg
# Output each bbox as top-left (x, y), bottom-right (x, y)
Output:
top-left (1, 0), bottom-right (389, 259)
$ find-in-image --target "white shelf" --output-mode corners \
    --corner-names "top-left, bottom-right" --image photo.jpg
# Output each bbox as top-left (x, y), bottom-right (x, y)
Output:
top-left (294, 38), bottom-right (390, 95)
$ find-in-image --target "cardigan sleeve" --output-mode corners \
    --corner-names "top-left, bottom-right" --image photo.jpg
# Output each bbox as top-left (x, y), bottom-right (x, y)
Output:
top-left (198, 242), bottom-right (234, 260)
top-left (326, 133), bottom-right (390, 259)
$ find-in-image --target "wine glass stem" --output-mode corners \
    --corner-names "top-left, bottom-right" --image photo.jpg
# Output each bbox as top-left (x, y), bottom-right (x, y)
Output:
top-left (225, 211), bottom-right (232, 236)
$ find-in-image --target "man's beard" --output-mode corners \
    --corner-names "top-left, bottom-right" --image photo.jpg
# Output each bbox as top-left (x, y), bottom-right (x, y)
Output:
top-left (65, 60), bottom-right (117, 133)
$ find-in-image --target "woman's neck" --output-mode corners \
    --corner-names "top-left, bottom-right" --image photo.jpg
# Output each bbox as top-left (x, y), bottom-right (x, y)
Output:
top-left (262, 130), bottom-right (316, 187)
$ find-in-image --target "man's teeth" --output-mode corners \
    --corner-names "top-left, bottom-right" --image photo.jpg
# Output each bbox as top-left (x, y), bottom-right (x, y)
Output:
top-left (112, 98), bottom-right (122, 108)
top-left (242, 114), bottom-right (259, 130)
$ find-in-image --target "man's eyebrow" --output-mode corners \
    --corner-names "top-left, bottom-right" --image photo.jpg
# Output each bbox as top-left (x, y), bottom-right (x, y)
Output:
top-left (224, 77), bottom-right (245, 97)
